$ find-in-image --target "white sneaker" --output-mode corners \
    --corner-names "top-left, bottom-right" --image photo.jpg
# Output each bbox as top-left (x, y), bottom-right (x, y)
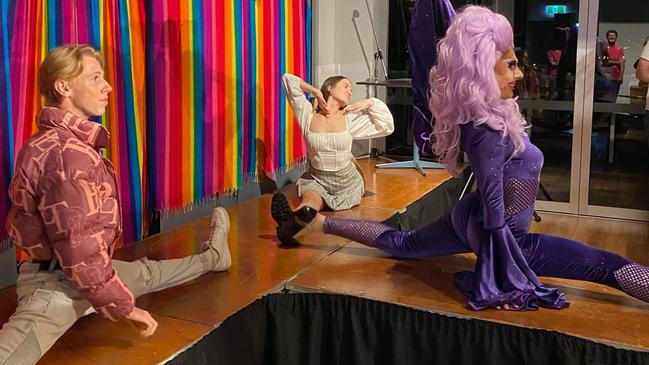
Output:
top-left (203, 207), bottom-right (232, 272)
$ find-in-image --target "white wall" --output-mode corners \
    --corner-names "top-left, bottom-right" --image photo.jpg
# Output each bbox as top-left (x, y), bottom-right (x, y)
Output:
top-left (312, 0), bottom-right (390, 155)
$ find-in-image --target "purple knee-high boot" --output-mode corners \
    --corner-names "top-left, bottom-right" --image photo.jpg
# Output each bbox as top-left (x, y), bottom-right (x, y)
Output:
top-left (323, 217), bottom-right (392, 246)
top-left (323, 214), bottom-right (469, 259)
top-left (521, 234), bottom-right (649, 305)
top-left (325, 218), bottom-right (649, 305)
top-left (614, 263), bottom-right (649, 303)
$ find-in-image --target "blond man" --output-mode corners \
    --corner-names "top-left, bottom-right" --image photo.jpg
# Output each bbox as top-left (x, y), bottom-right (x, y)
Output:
top-left (0, 45), bottom-right (231, 365)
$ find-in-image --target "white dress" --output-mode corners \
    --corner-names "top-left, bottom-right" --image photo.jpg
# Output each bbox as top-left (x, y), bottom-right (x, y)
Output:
top-left (281, 73), bottom-right (395, 210)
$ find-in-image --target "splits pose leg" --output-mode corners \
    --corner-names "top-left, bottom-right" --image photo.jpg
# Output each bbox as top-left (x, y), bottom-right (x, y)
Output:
top-left (320, 215), bottom-right (649, 305)
top-left (0, 208), bottom-right (230, 365)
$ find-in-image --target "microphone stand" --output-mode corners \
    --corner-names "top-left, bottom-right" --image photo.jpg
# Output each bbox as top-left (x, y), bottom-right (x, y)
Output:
top-left (366, 0), bottom-right (445, 175)
top-left (356, 0), bottom-right (394, 162)
top-left (367, 0), bottom-right (388, 81)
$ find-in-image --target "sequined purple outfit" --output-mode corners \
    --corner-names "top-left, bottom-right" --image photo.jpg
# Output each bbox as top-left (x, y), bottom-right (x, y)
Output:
top-left (324, 124), bottom-right (649, 310)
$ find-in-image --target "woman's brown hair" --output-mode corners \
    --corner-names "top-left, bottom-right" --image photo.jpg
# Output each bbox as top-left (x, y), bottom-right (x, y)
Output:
top-left (317, 75), bottom-right (348, 111)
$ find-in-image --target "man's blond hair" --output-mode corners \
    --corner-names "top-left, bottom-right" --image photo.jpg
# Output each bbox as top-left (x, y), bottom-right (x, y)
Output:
top-left (38, 45), bottom-right (104, 106)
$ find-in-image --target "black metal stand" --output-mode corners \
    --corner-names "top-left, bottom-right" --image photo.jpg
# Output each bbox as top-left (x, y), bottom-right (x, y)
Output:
top-left (356, 2), bottom-right (392, 163)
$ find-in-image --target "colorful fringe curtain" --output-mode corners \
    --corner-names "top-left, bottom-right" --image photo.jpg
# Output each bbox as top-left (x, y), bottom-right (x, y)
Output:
top-left (147, 0), bottom-right (310, 213)
top-left (0, 0), bottom-right (311, 247)
top-left (1, 0), bottom-right (146, 246)
top-left (0, 0), bottom-right (13, 251)
top-left (101, 1), bottom-right (147, 245)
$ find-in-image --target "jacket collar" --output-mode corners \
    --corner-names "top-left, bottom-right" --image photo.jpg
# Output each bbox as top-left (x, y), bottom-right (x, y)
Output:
top-left (37, 106), bottom-right (110, 149)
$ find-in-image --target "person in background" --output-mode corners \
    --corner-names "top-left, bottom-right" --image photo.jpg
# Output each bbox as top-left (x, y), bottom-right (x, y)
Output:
top-left (603, 29), bottom-right (625, 102)
top-left (636, 37), bottom-right (649, 151)
top-left (515, 48), bottom-right (540, 100)
top-left (545, 26), bottom-right (564, 90)
top-left (546, 48), bottom-right (562, 79)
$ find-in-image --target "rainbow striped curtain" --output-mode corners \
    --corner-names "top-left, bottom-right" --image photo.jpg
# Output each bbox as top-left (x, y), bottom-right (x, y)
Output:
top-left (0, 0), bottom-right (12, 250)
top-left (0, 0), bottom-right (311, 246)
top-left (2, 0), bottom-right (148, 245)
top-left (147, 0), bottom-right (310, 213)
top-left (101, 1), bottom-right (147, 245)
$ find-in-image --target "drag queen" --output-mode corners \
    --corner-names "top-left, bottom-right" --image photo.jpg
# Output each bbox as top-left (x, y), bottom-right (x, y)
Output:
top-left (272, 73), bottom-right (394, 246)
top-left (284, 6), bottom-right (649, 311)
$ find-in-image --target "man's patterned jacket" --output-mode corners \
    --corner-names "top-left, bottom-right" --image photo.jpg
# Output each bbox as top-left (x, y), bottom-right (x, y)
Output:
top-left (6, 106), bottom-right (134, 320)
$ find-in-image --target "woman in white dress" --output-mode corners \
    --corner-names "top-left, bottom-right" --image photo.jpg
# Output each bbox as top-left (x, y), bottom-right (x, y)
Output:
top-left (273, 73), bottom-right (394, 246)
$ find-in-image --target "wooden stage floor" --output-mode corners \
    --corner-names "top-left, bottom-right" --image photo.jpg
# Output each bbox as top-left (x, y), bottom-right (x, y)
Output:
top-left (1, 159), bottom-right (648, 363)
top-left (287, 213), bottom-right (649, 351)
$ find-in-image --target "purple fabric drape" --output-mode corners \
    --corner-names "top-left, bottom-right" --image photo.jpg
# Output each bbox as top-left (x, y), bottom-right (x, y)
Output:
top-left (408, 0), bottom-right (455, 156)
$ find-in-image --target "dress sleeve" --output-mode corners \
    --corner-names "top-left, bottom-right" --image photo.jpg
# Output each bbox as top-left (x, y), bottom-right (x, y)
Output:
top-left (453, 125), bottom-right (568, 311)
top-left (346, 98), bottom-right (395, 139)
top-left (281, 73), bottom-right (313, 134)
top-left (464, 127), bottom-right (508, 230)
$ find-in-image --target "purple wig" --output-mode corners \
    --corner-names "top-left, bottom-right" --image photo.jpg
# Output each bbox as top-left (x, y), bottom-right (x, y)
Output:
top-left (428, 5), bottom-right (527, 174)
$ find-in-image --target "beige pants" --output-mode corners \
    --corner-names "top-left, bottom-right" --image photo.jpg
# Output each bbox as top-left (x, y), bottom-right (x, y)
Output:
top-left (0, 252), bottom-right (212, 365)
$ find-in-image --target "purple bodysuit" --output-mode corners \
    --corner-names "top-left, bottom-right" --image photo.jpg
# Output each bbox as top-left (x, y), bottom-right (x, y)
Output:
top-left (322, 123), bottom-right (648, 310)
top-left (450, 124), bottom-right (568, 310)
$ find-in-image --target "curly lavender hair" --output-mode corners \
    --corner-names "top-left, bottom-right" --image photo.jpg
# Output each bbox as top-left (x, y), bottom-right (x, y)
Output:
top-left (429, 6), bottom-right (527, 174)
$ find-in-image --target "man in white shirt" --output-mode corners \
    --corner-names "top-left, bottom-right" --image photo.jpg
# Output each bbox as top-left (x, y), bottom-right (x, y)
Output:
top-left (636, 41), bottom-right (649, 147)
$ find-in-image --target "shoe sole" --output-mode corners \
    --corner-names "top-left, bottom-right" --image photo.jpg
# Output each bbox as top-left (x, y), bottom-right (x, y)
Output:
top-left (271, 192), bottom-right (292, 224)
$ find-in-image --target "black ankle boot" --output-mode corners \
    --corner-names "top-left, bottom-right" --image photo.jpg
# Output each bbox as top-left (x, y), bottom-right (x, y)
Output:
top-left (276, 206), bottom-right (317, 247)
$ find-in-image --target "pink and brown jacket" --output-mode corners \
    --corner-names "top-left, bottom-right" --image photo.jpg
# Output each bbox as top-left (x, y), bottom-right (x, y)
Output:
top-left (6, 107), bottom-right (134, 320)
